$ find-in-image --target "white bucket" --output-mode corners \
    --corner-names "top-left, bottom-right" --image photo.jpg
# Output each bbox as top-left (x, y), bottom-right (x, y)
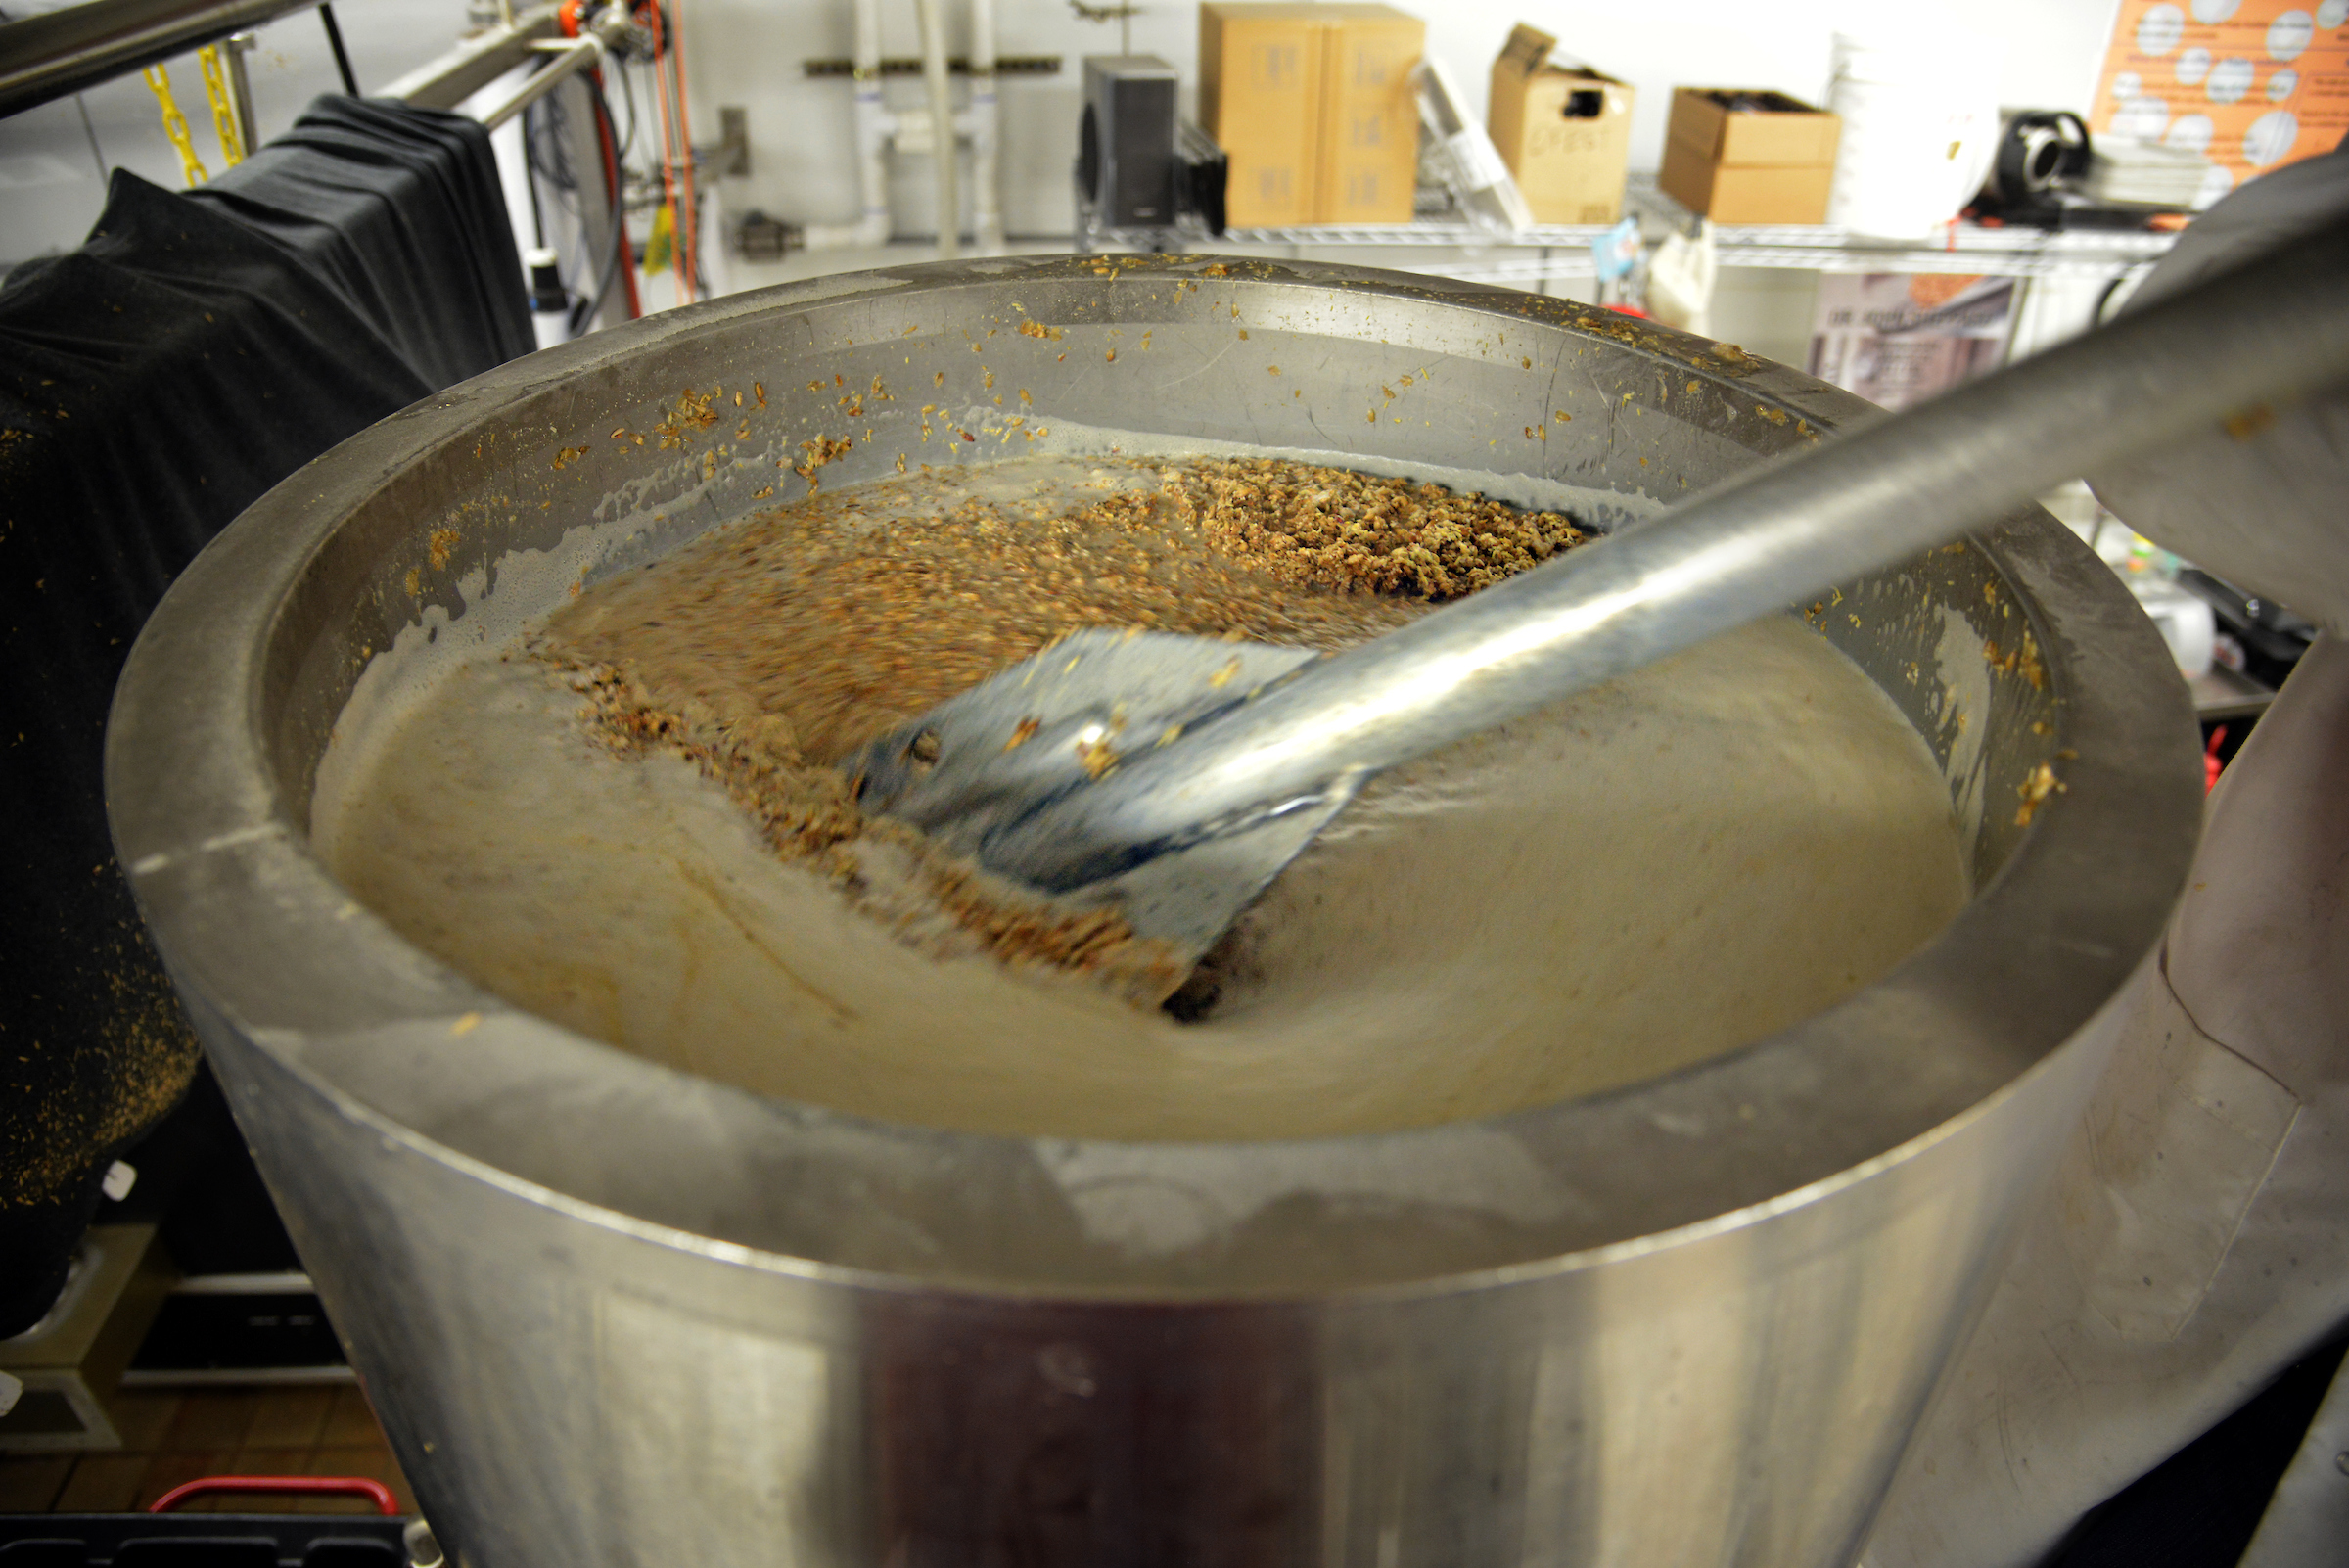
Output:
top-left (1827, 26), bottom-right (2002, 236)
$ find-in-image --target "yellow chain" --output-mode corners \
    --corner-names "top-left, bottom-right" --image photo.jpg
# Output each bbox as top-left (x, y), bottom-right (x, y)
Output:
top-left (143, 63), bottom-right (207, 186)
top-left (197, 46), bottom-right (245, 165)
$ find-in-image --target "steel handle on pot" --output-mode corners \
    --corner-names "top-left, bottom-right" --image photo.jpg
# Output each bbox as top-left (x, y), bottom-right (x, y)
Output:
top-left (986, 214), bottom-right (2349, 893)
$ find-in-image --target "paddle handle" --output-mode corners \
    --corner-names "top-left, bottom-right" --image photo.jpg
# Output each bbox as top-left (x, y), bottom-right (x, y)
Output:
top-left (989, 214), bottom-right (2349, 891)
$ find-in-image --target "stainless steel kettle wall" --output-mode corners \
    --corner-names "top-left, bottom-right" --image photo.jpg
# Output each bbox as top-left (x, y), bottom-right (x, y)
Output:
top-left (106, 257), bottom-right (2203, 1567)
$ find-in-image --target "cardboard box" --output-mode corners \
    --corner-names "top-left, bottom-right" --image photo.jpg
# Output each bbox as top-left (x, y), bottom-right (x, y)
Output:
top-left (1201, 4), bottom-right (1326, 226)
top-left (1313, 4), bottom-right (1424, 224)
top-left (1659, 87), bottom-right (1840, 224)
top-left (1659, 141), bottom-right (1837, 224)
top-left (1486, 24), bottom-right (1634, 226)
top-left (1200, 2), bottom-right (1423, 226)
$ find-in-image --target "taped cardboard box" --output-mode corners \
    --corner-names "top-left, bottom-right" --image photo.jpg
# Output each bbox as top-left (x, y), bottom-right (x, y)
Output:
top-left (1201, 3), bottom-right (1324, 225)
top-left (1659, 87), bottom-right (1840, 224)
top-left (1487, 23), bottom-right (1633, 225)
top-left (1200, 2), bottom-right (1423, 226)
top-left (1314, 3), bottom-right (1424, 224)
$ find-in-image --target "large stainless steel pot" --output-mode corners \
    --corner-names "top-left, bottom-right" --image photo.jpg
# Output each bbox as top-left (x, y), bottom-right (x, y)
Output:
top-left (107, 256), bottom-right (2201, 1568)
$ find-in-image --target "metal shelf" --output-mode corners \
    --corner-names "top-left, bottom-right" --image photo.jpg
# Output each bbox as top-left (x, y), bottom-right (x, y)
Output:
top-left (2188, 663), bottom-right (2279, 720)
top-left (1630, 182), bottom-right (2179, 280)
top-left (1087, 177), bottom-right (2181, 283)
top-left (1210, 222), bottom-right (1619, 248)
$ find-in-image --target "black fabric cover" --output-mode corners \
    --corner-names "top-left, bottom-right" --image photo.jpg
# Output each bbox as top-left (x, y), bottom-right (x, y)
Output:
top-left (0, 96), bottom-right (531, 1335)
top-left (185, 96), bottom-right (537, 391)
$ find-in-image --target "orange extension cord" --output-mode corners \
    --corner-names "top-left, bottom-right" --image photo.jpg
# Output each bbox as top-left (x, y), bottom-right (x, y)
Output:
top-left (668, 0), bottom-right (700, 299)
top-left (644, 0), bottom-right (697, 303)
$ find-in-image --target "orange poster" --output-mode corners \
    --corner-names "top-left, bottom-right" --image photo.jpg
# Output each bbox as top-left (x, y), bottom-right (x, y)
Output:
top-left (2090, 0), bottom-right (2349, 205)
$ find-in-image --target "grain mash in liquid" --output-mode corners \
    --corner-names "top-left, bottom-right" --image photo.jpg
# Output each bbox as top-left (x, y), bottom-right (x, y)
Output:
top-left (314, 455), bottom-right (1968, 1142)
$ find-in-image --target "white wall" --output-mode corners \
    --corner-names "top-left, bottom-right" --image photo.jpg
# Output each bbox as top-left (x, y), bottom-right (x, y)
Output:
top-left (690, 0), bottom-right (2123, 240)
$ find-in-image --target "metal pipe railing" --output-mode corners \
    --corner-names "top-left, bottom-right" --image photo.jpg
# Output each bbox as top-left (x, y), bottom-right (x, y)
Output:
top-left (0, 0), bottom-right (326, 119)
top-left (475, 36), bottom-right (603, 130)
top-left (379, 4), bottom-right (624, 130)
top-left (219, 30), bottom-right (259, 152)
top-left (375, 3), bottom-right (562, 111)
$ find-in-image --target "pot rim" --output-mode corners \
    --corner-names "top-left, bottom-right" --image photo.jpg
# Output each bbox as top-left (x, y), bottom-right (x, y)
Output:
top-left (105, 254), bottom-right (2204, 1298)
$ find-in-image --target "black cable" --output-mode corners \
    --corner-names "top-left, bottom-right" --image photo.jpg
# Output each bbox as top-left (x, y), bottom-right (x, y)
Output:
top-left (73, 94), bottom-right (108, 184)
top-left (525, 77), bottom-right (581, 205)
top-left (525, 78), bottom-right (591, 300)
top-left (525, 96), bottom-right (563, 192)
top-left (521, 102), bottom-right (549, 248)
top-left (519, 71), bottom-right (626, 336)
top-left (613, 55), bottom-right (640, 160)
top-left (318, 3), bottom-right (359, 95)
top-left (570, 71), bottom-right (630, 334)
top-left (2093, 270), bottom-right (2136, 328)
top-left (523, 86), bottom-right (597, 312)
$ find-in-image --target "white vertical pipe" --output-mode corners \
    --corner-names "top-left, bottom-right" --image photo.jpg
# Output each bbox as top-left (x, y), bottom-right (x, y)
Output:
top-left (804, 0), bottom-right (893, 250)
top-left (967, 0), bottom-right (1002, 253)
top-left (913, 0), bottom-right (958, 256)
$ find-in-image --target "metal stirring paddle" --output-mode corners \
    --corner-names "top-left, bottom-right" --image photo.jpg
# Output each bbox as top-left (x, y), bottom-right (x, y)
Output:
top-left (848, 214), bottom-right (2349, 993)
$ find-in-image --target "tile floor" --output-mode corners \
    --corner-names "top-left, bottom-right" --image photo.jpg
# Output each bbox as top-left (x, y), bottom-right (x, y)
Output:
top-left (0, 1384), bottom-right (417, 1516)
